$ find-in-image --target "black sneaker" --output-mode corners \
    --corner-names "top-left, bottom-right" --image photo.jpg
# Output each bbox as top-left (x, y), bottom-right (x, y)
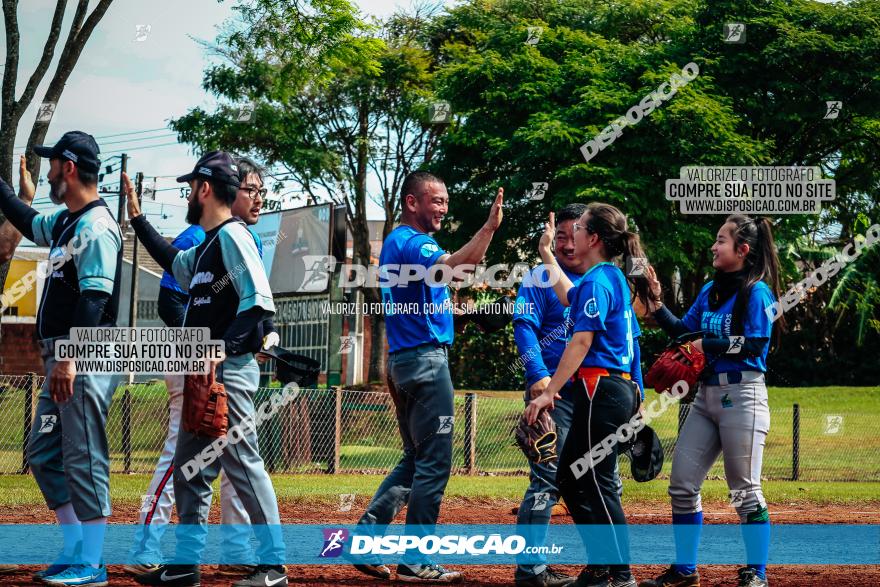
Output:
top-left (516, 566), bottom-right (576, 586)
top-left (737, 568), bottom-right (768, 587)
top-left (231, 565), bottom-right (288, 587)
top-left (638, 566), bottom-right (700, 587)
top-left (574, 566), bottom-right (610, 586)
top-left (134, 564), bottom-right (200, 586)
top-left (397, 563), bottom-right (463, 583)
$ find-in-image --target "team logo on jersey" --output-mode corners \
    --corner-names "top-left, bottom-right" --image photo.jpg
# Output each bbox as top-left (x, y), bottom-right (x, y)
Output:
top-left (420, 243), bottom-right (439, 258)
top-left (584, 297), bottom-right (600, 318)
top-left (191, 296), bottom-right (211, 307)
top-left (319, 528), bottom-right (349, 558)
top-left (38, 415), bottom-right (57, 433)
top-left (190, 271), bottom-right (215, 287)
top-left (437, 416), bottom-right (454, 434)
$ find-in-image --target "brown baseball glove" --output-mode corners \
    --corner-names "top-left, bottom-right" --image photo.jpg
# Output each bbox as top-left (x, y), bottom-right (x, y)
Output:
top-left (645, 332), bottom-right (705, 402)
top-left (514, 409), bottom-right (558, 464)
top-left (183, 371), bottom-right (228, 438)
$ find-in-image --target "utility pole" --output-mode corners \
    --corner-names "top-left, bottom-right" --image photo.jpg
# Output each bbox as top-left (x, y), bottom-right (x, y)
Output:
top-left (116, 153), bottom-right (128, 226)
top-left (126, 171), bottom-right (144, 384)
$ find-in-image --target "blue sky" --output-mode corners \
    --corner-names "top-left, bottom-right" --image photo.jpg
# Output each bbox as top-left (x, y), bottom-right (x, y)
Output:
top-left (5, 0), bottom-right (448, 236)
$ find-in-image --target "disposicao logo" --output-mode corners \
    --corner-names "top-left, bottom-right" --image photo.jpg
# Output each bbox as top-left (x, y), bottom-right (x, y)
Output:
top-left (319, 528), bottom-right (349, 558)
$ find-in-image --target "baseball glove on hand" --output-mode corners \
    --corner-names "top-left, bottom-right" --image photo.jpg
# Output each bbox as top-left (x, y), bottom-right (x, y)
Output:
top-left (183, 371), bottom-right (228, 438)
top-left (645, 332), bottom-right (705, 402)
top-left (514, 410), bottom-right (558, 464)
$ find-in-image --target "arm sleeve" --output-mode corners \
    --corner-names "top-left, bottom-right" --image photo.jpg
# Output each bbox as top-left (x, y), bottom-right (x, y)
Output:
top-left (651, 305), bottom-right (690, 338)
top-left (0, 178), bottom-right (37, 241)
top-left (72, 214), bottom-right (122, 294)
top-left (512, 269), bottom-right (551, 387)
top-left (223, 307), bottom-right (268, 356)
top-left (131, 215), bottom-right (180, 274)
top-left (702, 336), bottom-right (769, 358)
top-left (218, 223), bottom-right (275, 314)
top-left (262, 317), bottom-right (276, 335)
top-left (631, 339), bottom-right (644, 400)
top-left (71, 290), bottom-right (112, 328)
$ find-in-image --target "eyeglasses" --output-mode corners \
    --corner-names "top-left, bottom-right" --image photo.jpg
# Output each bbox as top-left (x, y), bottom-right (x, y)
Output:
top-left (573, 223), bottom-right (585, 232)
top-left (240, 185), bottom-right (268, 201)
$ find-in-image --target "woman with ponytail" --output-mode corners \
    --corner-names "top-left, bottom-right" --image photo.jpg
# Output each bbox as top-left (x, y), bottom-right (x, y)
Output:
top-left (640, 215), bottom-right (782, 587)
top-left (525, 202), bottom-right (656, 587)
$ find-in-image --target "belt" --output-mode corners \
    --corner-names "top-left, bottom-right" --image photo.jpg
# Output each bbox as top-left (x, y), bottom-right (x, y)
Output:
top-left (575, 367), bottom-right (630, 381)
top-left (391, 342), bottom-right (450, 357)
top-left (703, 370), bottom-right (764, 386)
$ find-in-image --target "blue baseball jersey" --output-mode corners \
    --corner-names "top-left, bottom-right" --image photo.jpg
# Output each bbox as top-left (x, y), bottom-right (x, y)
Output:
top-left (681, 281), bottom-right (774, 373)
top-left (513, 264), bottom-right (584, 387)
top-left (159, 224), bottom-right (263, 292)
top-left (159, 225), bottom-right (205, 292)
top-left (380, 225), bottom-right (453, 353)
top-left (567, 262), bottom-right (641, 372)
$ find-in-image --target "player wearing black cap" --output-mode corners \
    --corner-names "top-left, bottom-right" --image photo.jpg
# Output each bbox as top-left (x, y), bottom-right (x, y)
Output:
top-left (0, 130), bottom-right (123, 586)
top-left (126, 151), bottom-right (287, 587)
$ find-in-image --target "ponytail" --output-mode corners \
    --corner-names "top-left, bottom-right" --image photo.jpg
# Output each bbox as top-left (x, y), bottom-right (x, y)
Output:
top-left (725, 214), bottom-right (786, 342)
top-left (584, 202), bottom-right (659, 308)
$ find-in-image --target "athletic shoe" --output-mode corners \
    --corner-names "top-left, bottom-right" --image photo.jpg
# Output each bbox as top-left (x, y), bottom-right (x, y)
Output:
top-left (573, 566), bottom-right (610, 586)
top-left (135, 564), bottom-right (200, 586)
top-left (397, 563), bottom-right (463, 583)
top-left (638, 566), bottom-right (700, 587)
top-left (0, 564), bottom-right (18, 574)
top-left (352, 561), bottom-right (392, 579)
top-left (216, 564), bottom-right (257, 577)
top-left (34, 542), bottom-right (82, 582)
top-left (123, 564), bottom-right (163, 576)
top-left (231, 565), bottom-right (288, 586)
top-left (516, 566), bottom-right (576, 586)
top-left (736, 568), bottom-right (768, 587)
top-left (42, 564), bottom-right (108, 586)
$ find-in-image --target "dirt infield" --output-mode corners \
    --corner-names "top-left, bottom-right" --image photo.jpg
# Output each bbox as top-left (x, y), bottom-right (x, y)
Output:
top-left (1, 499), bottom-right (877, 586)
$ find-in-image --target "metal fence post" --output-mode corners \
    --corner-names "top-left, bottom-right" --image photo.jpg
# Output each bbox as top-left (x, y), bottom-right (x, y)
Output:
top-left (464, 393), bottom-right (477, 475)
top-left (21, 372), bottom-right (37, 474)
top-left (328, 387), bottom-right (342, 474)
top-left (792, 403), bottom-right (800, 481)
top-left (122, 388), bottom-right (132, 474)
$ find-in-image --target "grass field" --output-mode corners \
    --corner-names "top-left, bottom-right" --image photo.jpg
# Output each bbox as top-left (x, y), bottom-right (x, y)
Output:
top-left (0, 383), bottom-right (877, 481)
top-left (0, 474), bottom-right (877, 507)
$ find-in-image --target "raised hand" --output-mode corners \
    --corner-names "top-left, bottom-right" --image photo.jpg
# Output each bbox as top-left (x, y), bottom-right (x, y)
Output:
top-left (485, 187), bottom-right (504, 232)
top-left (121, 172), bottom-right (141, 219)
top-left (18, 155), bottom-right (35, 202)
top-left (538, 211), bottom-right (555, 262)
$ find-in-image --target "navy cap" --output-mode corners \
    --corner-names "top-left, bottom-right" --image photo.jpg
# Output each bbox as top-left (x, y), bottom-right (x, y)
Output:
top-left (628, 424), bottom-right (664, 483)
top-left (33, 131), bottom-right (101, 173)
top-left (176, 150), bottom-right (241, 187)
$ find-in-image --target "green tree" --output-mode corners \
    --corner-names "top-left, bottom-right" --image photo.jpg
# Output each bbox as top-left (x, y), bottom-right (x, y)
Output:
top-left (427, 0), bottom-right (880, 312)
top-left (172, 0), bottom-right (444, 382)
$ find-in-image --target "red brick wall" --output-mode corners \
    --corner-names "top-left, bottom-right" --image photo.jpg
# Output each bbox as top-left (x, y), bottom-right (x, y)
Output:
top-left (0, 323), bottom-right (43, 376)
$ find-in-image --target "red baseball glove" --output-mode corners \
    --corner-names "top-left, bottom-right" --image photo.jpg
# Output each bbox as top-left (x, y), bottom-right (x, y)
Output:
top-left (645, 332), bottom-right (705, 401)
top-left (183, 371), bottom-right (228, 438)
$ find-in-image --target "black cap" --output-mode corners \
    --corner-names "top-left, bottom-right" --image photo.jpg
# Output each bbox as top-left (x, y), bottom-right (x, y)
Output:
top-left (628, 424), bottom-right (664, 482)
top-left (176, 150), bottom-right (241, 187)
top-left (33, 131), bottom-right (101, 173)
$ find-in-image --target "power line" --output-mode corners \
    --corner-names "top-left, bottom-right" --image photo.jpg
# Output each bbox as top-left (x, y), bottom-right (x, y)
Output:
top-left (13, 127), bottom-right (169, 149)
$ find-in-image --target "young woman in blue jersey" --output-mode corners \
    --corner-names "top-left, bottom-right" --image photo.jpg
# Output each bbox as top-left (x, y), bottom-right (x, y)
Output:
top-left (525, 202), bottom-right (657, 587)
top-left (639, 215), bottom-right (783, 587)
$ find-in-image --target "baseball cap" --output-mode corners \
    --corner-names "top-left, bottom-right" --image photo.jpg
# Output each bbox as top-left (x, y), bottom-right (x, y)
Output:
top-left (628, 424), bottom-right (664, 482)
top-left (33, 130), bottom-right (101, 173)
top-left (176, 150), bottom-right (241, 187)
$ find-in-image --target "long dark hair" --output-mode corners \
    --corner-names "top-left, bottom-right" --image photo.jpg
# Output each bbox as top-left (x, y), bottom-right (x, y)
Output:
top-left (584, 202), bottom-right (658, 308)
top-left (722, 214), bottom-right (786, 338)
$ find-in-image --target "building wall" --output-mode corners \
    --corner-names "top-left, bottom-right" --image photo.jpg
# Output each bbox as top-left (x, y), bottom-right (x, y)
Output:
top-left (0, 323), bottom-right (43, 375)
top-left (2, 259), bottom-right (39, 317)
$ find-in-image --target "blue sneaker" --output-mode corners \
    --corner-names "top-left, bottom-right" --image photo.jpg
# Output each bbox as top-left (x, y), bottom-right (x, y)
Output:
top-left (43, 564), bottom-right (108, 586)
top-left (34, 542), bottom-right (82, 582)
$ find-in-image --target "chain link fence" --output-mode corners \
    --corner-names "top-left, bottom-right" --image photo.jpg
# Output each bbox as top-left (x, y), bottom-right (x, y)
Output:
top-left (0, 374), bottom-right (876, 482)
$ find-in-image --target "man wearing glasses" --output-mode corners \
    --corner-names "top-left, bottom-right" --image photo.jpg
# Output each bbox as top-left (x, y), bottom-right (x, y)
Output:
top-left (125, 154), bottom-right (280, 583)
